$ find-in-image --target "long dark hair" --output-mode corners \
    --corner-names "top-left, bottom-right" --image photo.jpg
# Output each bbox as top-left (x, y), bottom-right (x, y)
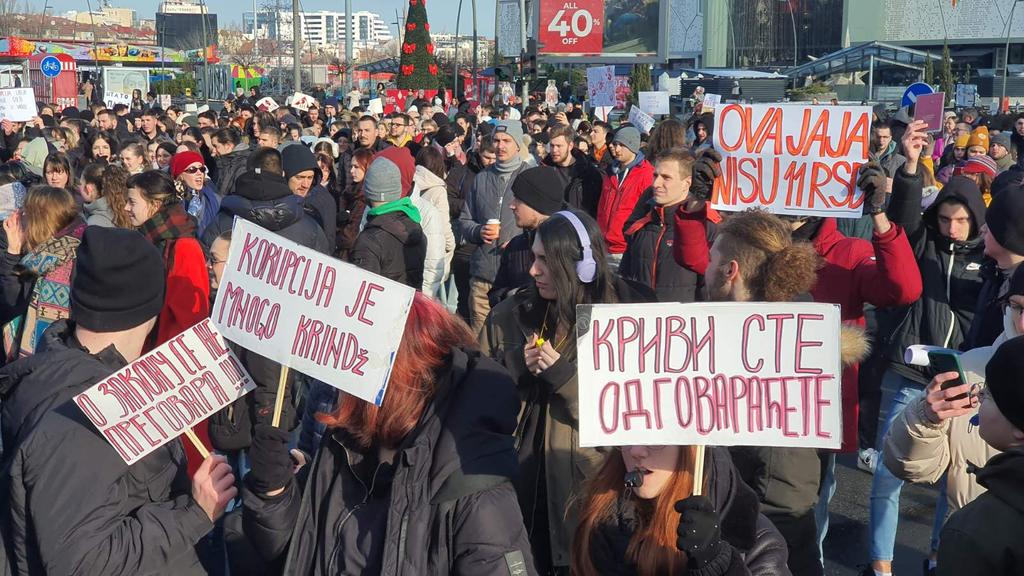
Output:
top-left (534, 210), bottom-right (617, 354)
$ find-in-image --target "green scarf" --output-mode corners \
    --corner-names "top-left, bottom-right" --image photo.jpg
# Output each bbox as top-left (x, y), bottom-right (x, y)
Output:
top-left (367, 196), bottom-right (421, 223)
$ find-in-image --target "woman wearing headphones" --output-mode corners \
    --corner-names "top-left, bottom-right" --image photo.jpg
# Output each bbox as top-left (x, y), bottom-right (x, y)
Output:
top-left (480, 209), bottom-right (620, 576)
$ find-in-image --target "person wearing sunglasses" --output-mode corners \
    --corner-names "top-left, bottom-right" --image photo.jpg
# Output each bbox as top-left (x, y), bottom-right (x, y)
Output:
top-left (883, 264), bottom-right (1024, 575)
top-left (170, 151), bottom-right (220, 238)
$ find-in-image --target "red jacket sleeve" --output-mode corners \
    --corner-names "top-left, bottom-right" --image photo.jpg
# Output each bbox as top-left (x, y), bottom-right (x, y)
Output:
top-left (852, 223), bottom-right (923, 308)
top-left (672, 204), bottom-right (720, 275)
top-left (156, 238), bottom-right (212, 347)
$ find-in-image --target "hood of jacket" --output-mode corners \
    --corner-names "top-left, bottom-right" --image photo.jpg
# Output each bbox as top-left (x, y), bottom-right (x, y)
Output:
top-left (0, 320), bottom-right (126, 448)
top-left (219, 190), bottom-right (303, 232)
top-left (412, 164), bottom-right (447, 194)
top-left (975, 447), bottom-right (1024, 514)
top-left (923, 175), bottom-right (987, 243)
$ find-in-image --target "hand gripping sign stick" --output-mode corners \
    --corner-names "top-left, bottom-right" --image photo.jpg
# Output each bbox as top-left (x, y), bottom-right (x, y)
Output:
top-left (271, 365), bottom-right (290, 428)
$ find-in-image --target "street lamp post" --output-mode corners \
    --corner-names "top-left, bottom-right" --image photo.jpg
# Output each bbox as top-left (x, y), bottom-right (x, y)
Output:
top-left (199, 0), bottom-right (211, 105)
top-left (1001, 0), bottom-right (1023, 108)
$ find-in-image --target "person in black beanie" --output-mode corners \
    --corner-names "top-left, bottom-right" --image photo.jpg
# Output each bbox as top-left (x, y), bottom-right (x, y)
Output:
top-left (965, 186), bottom-right (1024, 350)
top-left (935, 335), bottom-right (1024, 576)
top-left (282, 143), bottom-right (337, 255)
top-left (0, 226), bottom-right (237, 576)
top-left (488, 166), bottom-right (565, 306)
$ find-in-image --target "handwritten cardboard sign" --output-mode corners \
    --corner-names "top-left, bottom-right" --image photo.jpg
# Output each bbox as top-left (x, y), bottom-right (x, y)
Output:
top-left (711, 104), bottom-right (871, 218)
top-left (213, 219), bottom-right (415, 405)
top-left (638, 91), bottom-right (670, 115)
top-left (577, 302), bottom-right (842, 449)
top-left (103, 92), bottom-right (131, 108)
top-left (701, 93), bottom-right (722, 112)
top-left (0, 88), bottom-right (37, 122)
top-left (587, 65), bottom-right (616, 109)
top-left (256, 96), bottom-right (279, 113)
top-left (74, 319), bottom-right (255, 465)
top-left (628, 105), bottom-right (656, 135)
top-left (289, 91), bottom-right (316, 112)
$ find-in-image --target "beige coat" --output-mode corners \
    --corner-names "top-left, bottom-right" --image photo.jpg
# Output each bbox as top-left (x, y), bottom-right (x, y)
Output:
top-left (883, 334), bottom-right (1007, 512)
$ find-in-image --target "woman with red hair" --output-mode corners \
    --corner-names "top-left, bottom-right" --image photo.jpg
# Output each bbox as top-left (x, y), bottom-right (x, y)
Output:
top-left (241, 292), bottom-right (537, 575)
top-left (572, 445), bottom-right (790, 576)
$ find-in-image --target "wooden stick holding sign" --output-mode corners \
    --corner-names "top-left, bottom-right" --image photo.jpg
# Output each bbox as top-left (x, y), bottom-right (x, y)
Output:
top-left (271, 366), bottom-right (290, 428)
top-left (692, 445), bottom-right (706, 497)
top-left (184, 428), bottom-right (210, 459)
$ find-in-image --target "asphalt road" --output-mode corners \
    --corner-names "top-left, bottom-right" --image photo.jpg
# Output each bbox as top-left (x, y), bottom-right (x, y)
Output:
top-left (823, 453), bottom-right (941, 576)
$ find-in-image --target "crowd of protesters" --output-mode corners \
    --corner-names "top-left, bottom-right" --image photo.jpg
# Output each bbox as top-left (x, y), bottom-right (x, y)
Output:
top-left (0, 85), bottom-right (1022, 576)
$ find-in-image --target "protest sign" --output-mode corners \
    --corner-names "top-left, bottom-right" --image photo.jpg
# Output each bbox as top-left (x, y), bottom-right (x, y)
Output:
top-left (586, 65), bottom-right (616, 109)
top-left (638, 91), bottom-right (670, 115)
top-left (158, 94), bottom-right (172, 109)
top-left (74, 319), bottom-right (255, 465)
top-left (711, 103), bottom-right (871, 218)
top-left (213, 219), bottom-right (415, 406)
top-left (577, 302), bottom-right (843, 449)
top-left (368, 97), bottom-right (384, 116)
top-left (104, 92), bottom-right (131, 108)
top-left (255, 96), bottom-right (279, 113)
top-left (955, 84), bottom-right (976, 108)
top-left (289, 91), bottom-right (316, 112)
top-left (701, 93), bottom-right (722, 112)
top-left (628, 105), bottom-right (656, 135)
top-left (914, 92), bottom-right (945, 133)
top-left (0, 88), bottom-right (37, 122)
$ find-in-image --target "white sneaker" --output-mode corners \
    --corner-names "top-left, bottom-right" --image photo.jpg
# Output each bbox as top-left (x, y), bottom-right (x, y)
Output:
top-left (858, 448), bottom-right (879, 474)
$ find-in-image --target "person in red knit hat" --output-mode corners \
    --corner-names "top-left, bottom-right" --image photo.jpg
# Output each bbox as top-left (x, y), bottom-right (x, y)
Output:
top-left (170, 150), bottom-right (220, 238)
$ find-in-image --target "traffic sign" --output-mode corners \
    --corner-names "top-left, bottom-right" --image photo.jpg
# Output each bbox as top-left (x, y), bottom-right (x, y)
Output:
top-left (40, 55), bottom-right (62, 79)
top-left (901, 82), bottom-right (934, 108)
top-left (538, 0), bottom-right (604, 54)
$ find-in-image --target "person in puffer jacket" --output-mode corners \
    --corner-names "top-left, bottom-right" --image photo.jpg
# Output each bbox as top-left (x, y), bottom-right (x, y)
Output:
top-left (596, 126), bottom-right (654, 271)
top-left (241, 293), bottom-right (536, 575)
top-left (572, 446), bottom-right (792, 576)
top-left (349, 146), bottom-right (427, 290)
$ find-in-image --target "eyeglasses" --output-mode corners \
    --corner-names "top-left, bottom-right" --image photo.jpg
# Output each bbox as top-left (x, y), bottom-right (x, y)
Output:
top-left (182, 165), bottom-right (206, 175)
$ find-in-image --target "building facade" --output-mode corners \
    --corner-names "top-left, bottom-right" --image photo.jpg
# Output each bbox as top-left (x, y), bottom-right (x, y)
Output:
top-left (242, 10), bottom-right (392, 50)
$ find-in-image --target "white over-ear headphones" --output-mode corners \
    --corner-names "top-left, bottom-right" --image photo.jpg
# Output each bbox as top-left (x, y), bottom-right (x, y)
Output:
top-left (554, 211), bottom-right (596, 283)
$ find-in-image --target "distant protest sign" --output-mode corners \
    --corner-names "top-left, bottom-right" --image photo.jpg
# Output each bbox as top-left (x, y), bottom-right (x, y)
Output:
top-left (0, 88), bottom-right (37, 122)
top-left (711, 104), bottom-right (871, 218)
top-left (638, 91), bottom-right (670, 115)
top-left (213, 219), bottom-right (415, 406)
top-left (586, 65), bottom-right (616, 108)
top-left (701, 93), bottom-right (722, 112)
top-left (74, 319), bottom-right (255, 465)
top-left (103, 92), bottom-right (131, 108)
top-left (628, 105), bottom-right (656, 135)
top-left (577, 302), bottom-right (842, 449)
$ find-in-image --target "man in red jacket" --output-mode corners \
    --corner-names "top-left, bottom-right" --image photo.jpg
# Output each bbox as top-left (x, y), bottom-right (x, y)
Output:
top-left (673, 154), bottom-right (923, 575)
top-left (596, 126), bottom-right (654, 272)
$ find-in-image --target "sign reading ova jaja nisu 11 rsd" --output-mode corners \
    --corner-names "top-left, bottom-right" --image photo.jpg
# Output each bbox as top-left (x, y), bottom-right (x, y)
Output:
top-left (74, 319), bottom-right (256, 465)
top-left (576, 302), bottom-right (842, 449)
top-left (212, 218), bottom-right (415, 406)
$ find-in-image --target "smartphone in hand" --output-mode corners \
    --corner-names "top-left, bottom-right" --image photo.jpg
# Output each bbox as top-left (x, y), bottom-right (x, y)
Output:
top-left (928, 350), bottom-right (969, 401)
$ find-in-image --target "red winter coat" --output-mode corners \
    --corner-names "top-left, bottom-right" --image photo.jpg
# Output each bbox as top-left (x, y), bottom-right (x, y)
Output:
top-left (597, 157), bottom-right (654, 254)
top-left (808, 218), bottom-right (922, 452)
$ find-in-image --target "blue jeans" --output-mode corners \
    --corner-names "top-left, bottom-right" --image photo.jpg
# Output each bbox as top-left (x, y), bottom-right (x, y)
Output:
top-left (868, 369), bottom-right (949, 562)
top-left (815, 452), bottom-right (837, 564)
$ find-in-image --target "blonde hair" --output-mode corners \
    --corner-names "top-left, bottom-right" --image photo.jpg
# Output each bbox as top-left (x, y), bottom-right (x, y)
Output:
top-left (22, 186), bottom-right (78, 250)
top-left (715, 209), bottom-right (821, 301)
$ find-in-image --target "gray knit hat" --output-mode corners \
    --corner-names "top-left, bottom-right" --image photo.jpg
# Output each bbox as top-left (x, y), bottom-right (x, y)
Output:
top-left (494, 120), bottom-right (523, 150)
top-left (613, 126), bottom-right (642, 154)
top-left (363, 146), bottom-right (415, 203)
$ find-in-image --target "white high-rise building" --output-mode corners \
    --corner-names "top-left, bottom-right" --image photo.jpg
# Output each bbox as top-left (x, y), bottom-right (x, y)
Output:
top-left (242, 10), bottom-right (392, 49)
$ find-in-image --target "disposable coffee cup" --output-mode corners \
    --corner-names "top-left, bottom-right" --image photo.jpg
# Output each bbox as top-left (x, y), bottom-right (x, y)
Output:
top-left (485, 218), bottom-right (501, 243)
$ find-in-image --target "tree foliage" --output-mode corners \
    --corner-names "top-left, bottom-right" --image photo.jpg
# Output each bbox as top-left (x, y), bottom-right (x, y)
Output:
top-left (940, 40), bottom-right (955, 106)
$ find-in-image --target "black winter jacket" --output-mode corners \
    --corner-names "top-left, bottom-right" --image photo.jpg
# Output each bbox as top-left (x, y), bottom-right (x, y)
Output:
top-left (543, 149), bottom-right (603, 218)
top-left (241, 348), bottom-right (537, 576)
top-left (588, 447), bottom-right (791, 576)
top-left (201, 170), bottom-right (330, 254)
top-left (489, 229), bottom-right (536, 307)
top-left (937, 447), bottom-right (1024, 576)
top-left (0, 321), bottom-right (210, 576)
top-left (214, 144), bottom-right (251, 198)
top-left (619, 195), bottom-right (714, 303)
top-left (303, 184), bottom-right (337, 256)
top-left (878, 170), bottom-right (988, 384)
top-left (349, 210), bottom-right (427, 290)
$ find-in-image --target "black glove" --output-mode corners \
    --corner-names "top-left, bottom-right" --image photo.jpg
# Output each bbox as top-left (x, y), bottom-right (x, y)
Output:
top-left (675, 496), bottom-right (731, 571)
top-left (246, 423), bottom-right (293, 495)
top-left (690, 149), bottom-right (723, 201)
top-left (856, 161), bottom-right (887, 214)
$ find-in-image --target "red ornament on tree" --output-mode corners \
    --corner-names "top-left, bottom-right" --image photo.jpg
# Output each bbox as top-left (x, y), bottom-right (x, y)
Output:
top-left (425, 23), bottom-right (430, 31)
top-left (428, 63), bottom-right (438, 76)
top-left (402, 64), bottom-right (415, 76)
top-left (426, 44), bottom-right (435, 55)
top-left (403, 42), bottom-right (416, 54)
top-left (406, 22), bottom-right (416, 32)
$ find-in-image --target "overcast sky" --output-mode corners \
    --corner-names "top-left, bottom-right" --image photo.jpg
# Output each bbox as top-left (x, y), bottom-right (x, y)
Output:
top-left (35, 0), bottom-right (497, 37)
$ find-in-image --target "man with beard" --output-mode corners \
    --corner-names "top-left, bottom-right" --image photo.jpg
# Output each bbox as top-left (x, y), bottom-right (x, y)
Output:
top-left (543, 124), bottom-right (602, 217)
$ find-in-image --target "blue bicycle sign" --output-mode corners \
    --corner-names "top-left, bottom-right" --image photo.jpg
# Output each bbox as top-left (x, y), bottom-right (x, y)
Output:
top-left (40, 56), bottom-right (62, 79)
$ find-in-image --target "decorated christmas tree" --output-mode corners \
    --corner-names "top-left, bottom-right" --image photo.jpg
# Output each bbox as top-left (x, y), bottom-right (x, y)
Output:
top-left (398, 0), bottom-right (440, 90)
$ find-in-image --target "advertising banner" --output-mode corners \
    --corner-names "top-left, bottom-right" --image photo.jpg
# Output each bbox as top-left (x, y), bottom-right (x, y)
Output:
top-left (537, 0), bottom-right (665, 61)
